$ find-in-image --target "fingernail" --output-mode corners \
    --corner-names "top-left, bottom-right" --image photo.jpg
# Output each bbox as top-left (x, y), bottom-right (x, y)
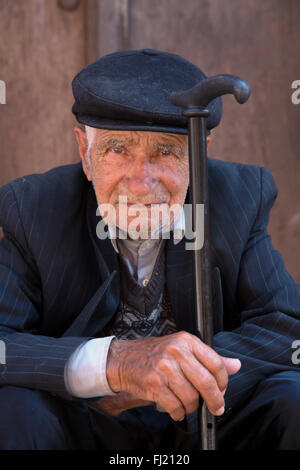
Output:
top-left (215, 406), bottom-right (225, 416)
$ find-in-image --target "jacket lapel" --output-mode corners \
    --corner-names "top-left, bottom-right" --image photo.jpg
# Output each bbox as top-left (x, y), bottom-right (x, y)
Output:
top-left (64, 184), bottom-right (120, 337)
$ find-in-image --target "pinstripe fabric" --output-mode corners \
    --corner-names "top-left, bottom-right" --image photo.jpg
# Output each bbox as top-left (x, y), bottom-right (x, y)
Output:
top-left (166, 160), bottom-right (300, 412)
top-left (0, 159), bottom-right (299, 411)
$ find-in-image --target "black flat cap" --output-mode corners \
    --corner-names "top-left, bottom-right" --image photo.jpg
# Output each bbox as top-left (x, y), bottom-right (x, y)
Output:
top-left (72, 49), bottom-right (222, 134)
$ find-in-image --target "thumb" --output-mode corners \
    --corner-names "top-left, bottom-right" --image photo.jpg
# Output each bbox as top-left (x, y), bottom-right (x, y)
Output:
top-left (223, 357), bottom-right (241, 375)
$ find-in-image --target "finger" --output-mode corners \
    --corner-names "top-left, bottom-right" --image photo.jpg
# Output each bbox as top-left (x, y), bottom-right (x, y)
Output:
top-left (190, 338), bottom-right (229, 393)
top-left (164, 366), bottom-right (200, 415)
top-left (223, 357), bottom-right (241, 375)
top-left (155, 387), bottom-right (186, 422)
top-left (180, 355), bottom-right (225, 416)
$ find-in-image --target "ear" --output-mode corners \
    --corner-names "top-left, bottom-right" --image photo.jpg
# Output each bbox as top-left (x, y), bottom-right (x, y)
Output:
top-left (74, 126), bottom-right (92, 181)
top-left (206, 135), bottom-right (211, 147)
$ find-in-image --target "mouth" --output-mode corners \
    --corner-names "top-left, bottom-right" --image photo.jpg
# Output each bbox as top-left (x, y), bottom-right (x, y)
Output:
top-left (127, 203), bottom-right (154, 207)
top-left (118, 202), bottom-right (167, 207)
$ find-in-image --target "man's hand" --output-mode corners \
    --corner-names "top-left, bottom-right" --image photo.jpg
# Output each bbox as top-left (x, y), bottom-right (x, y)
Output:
top-left (89, 392), bottom-right (153, 416)
top-left (106, 331), bottom-right (241, 422)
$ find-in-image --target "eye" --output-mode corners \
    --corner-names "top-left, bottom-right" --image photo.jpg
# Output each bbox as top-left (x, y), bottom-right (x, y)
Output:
top-left (111, 147), bottom-right (124, 154)
top-left (160, 149), bottom-right (172, 156)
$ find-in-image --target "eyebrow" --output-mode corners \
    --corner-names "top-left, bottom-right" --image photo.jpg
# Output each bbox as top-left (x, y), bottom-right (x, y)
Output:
top-left (95, 137), bottom-right (134, 151)
top-left (154, 142), bottom-right (185, 158)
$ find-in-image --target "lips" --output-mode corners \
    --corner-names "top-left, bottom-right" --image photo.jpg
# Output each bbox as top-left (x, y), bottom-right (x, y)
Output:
top-left (118, 202), bottom-right (166, 207)
top-left (127, 203), bottom-right (152, 206)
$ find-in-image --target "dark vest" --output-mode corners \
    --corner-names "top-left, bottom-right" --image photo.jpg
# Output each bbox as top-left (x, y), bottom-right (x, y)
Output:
top-left (101, 241), bottom-right (178, 340)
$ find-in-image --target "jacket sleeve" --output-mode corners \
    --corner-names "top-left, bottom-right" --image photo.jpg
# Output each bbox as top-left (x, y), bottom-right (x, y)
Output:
top-left (214, 166), bottom-right (300, 411)
top-left (0, 182), bottom-right (87, 400)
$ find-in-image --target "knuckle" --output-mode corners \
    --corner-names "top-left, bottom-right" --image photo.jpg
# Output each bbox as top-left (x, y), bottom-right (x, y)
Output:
top-left (155, 357), bottom-right (172, 373)
top-left (211, 355), bottom-right (224, 369)
top-left (165, 342), bottom-right (181, 357)
top-left (210, 355), bottom-right (225, 375)
top-left (165, 332), bottom-right (192, 356)
top-left (144, 371), bottom-right (161, 389)
top-left (212, 398), bottom-right (225, 413)
top-left (176, 331), bottom-right (191, 342)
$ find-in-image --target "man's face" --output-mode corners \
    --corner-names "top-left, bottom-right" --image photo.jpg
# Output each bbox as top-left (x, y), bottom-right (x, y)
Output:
top-left (76, 128), bottom-right (189, 238)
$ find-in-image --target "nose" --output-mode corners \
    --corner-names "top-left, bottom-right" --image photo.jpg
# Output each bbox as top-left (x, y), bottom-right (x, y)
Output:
top-left (123, 159), bottom-right (158, 196)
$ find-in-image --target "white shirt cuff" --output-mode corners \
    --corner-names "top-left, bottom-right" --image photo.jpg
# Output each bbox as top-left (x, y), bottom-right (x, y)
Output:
top-left (64, 336), bottom-right (118, 398)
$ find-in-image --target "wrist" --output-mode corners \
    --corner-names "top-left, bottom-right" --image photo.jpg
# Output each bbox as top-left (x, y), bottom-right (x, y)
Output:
top-left (106, 338), bottom-right (124, 393)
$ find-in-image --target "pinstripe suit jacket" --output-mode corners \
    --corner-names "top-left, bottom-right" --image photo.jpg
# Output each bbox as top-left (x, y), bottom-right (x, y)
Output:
top-left (0, 159), bottom-right (299, 412)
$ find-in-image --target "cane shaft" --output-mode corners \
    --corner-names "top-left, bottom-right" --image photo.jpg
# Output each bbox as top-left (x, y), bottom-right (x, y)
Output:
top-left (187, 115), bottom-right (216, 450)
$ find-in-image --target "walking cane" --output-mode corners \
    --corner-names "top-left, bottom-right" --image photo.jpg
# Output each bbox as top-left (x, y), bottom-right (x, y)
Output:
top-left (171, 74), bottom-right (251, 450)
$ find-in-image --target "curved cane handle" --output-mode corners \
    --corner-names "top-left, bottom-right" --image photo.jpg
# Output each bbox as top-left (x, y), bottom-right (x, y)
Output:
top-left (171, 74), bottom-right (250, 109)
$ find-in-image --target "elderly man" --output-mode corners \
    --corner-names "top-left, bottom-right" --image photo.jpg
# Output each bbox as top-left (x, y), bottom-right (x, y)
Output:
top-left (0, 49), bottom-right (299, 450)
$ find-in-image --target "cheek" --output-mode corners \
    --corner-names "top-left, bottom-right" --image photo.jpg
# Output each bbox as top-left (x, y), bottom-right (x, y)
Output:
top-left (162, 160), bottom-right (189, 199)
top-left (91, 161), bottom-right (122, 204)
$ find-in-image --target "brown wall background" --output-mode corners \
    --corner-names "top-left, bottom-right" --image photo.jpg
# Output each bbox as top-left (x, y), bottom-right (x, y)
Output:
top-left (0, 0), bottom-right (299, 281)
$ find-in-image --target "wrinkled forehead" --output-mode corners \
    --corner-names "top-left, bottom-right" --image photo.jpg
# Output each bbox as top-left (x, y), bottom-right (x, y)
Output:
top-left (93, 128), bottom-right (188, 147)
